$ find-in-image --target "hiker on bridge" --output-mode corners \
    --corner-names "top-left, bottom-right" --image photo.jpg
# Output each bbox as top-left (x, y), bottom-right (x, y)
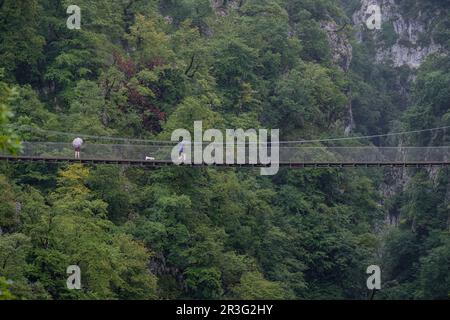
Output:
top-left (72, 137), bottom-right (83, 159)
top-left (178, 140), bottom-right (187, 162)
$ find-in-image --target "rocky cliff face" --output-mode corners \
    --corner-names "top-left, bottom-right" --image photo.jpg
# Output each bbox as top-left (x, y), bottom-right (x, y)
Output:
top-left (352, 0), bottom-right (443, 68)
top-left (210, 0), bottom-right (242, 16)
top-left (320, 20), bottom-right (354, 133)
top-left (322, 20), bottom-right (354, 71)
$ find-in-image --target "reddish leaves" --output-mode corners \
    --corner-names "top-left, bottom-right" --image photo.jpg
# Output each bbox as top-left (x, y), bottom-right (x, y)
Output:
top-left (112, 51), bottom-right (166, 133)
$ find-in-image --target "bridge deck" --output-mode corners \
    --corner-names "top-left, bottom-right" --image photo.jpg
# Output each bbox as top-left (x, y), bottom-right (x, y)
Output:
top-left (2, 155), bottom-right (450, 168)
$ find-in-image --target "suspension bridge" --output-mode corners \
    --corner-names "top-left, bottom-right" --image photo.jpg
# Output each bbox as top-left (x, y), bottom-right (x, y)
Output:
top-left (1, 142), bottom-right (450, 168)
top-left (2, 126), bottom-right (450, 168)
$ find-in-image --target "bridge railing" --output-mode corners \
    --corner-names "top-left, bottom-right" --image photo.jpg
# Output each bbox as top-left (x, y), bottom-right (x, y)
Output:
top-left (1, 142), bottom-right (450, 164)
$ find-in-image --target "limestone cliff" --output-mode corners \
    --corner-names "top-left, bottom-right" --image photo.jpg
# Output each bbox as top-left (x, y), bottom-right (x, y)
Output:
top-left (352, 0), bottom-right (445, 68)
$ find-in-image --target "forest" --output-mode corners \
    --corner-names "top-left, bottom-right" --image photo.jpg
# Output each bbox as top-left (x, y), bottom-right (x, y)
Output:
top-left (0, 0), bottom-right (449, 300)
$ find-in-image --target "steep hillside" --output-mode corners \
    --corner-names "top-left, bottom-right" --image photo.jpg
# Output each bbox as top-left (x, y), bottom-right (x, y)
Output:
top-left (0, 0), bottom-right (448, 300)
top-left (346, 0), bottom-right (450, 299)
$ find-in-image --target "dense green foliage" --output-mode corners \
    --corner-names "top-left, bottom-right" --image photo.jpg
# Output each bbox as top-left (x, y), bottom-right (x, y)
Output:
top-left (0, 0), bottom-right (448, 299)
top-left (376, 54), bottom-right (450, 300)
top-left (0, 69), bottom-right (20, 154)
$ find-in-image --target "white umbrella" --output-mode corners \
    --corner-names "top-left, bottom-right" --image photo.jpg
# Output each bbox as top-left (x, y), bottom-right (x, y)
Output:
top-left (72, 137), bottom-right (83, 148)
